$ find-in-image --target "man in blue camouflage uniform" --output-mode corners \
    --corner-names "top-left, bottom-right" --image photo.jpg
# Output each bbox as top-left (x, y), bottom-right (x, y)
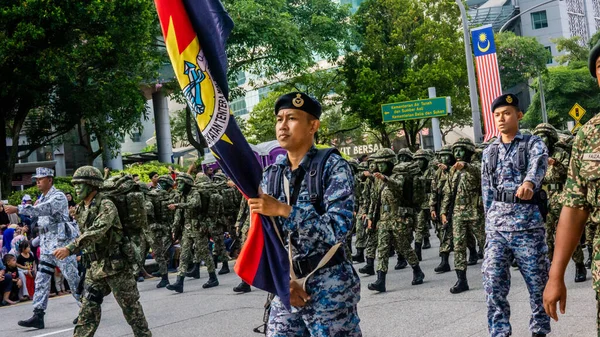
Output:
top-left (249, 92), bottom-right (361, 336)
top-left (6, 168), bottom-right (80, 330)
top-left (481, 94), bottom-right (550, 337)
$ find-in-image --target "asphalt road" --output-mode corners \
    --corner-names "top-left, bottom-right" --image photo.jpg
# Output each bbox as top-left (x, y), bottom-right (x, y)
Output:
top-left (1, 237), bottom-right (596, 337)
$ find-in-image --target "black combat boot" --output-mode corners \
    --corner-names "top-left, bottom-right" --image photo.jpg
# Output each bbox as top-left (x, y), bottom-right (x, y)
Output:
top-left (586, 246), bottom-right (593, 269)
top-left (422, 237), bottom-right (431, 249)
top-left (18, 308), bottom-right (45, 329)
top-left (575, 263), bottom-right (587, 283)
top-left (411, 265), bottom-right (425, 285)
top-left (415, 242), bottom-right (423, 262)
top-left (233, 281), bottom-right (251, 293)
top-left (468, 246), bottom-right (478, 265)
top-left (203, 272), bottom-right (219, 288)
top-left (434, 253), bottom-right (451, 273)
top-left (394, 256), bottom-right (408, 270)
top-left (478, 247), bottom-right (484, 260)
top-left (352, 248), bottom-right (365, 263)
top-left (137, 271), bottom-right (145, 282)
top-left (531, 333), bottom-right (546, 337)
top-left (389, 247), bottom-right (395, 258)
top-left (186, 263), bottom-right (201, 279)
top-left (367, 271), bottom-right (386, 292)
top-left (359, 258), bottom-right (375, 275)
top-left (73, 317), bottom-right (78, 325)
top-left (450, 270), bottom-right (469, 294)
top-left (218, 260), bottom-right (230, 275)
top-left (166, 276), bottom-right (184, 293)
top-left (156, 274), bottom-right (170, 288)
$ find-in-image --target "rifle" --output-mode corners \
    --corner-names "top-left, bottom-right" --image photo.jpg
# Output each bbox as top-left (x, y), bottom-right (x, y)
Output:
top-left (369, 180), bottom-right (384, 233)
top-left (442, 169), bottom-right (463, 245)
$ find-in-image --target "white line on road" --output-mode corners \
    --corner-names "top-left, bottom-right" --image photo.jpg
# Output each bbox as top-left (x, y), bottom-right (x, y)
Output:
top-left (33, 328), bottom-right (74, 337)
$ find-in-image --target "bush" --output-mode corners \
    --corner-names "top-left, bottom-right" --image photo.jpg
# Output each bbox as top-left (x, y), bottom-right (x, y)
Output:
top-left (111, 161), bottom-right (185, 183)
top-left (7, 180), bottom-right (78, 206)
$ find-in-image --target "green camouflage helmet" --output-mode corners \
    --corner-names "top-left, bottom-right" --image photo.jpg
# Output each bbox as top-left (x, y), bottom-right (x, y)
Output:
top-left (437, 145), bottom-right (453, 156)
top-left (138, 182), bottom-right (150, 193)
top-left (413, 149), bottom-right (431, 160)
top-left (424, 149), bottom-right (435, 158)
top-left (392, 162), bottom-right (412, 174)
top-left (212, 172), bottom-right (227, 183)
top-left (195, 172), bottom-right (210, 184)
top-left (175, 173), bottom-right (195, 186)
top-left (520, 129), bottom-right (533, 136)
top-left (555, 135), bottom-right (574, 152)
top-left (371, 148), bottom-right (397, 164)
top-left (452, 137), bottom-right (476, 153)
top-left (72, 166), bottom-right (104, 187)
top-left (396, 148), bottom-right (414, 160)
top-left (104, 174), bottom-right (136, 193)
top-left (533, 123), bottom-right (559, 143)
top-left (358, 161), bottom-right (369, 171)
top-left (158, 175), bottom-right (175, 187)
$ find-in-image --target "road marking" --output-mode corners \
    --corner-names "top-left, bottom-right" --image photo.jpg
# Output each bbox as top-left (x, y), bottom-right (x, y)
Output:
top-left (33, 328), bottom-right (74, 337)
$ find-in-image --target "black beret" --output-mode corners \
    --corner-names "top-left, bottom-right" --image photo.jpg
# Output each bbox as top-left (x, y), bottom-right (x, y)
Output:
top-left (491, 93), bottom-right (520, 112)
top-left (589, 39), bottom-right (600, 78)
top-left (274, 92), bottom-right (322, 119)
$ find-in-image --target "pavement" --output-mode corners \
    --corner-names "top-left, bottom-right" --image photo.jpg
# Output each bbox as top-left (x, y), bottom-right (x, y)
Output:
top-left (1, 237), bottom-right (596, 337)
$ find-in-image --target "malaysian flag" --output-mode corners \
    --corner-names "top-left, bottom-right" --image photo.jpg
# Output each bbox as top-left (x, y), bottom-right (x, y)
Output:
top-left (472, 25), bottom-right (502, 141)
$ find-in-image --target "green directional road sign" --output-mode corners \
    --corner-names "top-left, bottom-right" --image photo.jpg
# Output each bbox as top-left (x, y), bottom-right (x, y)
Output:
top-left (381, 97), bottom-right (450, 122)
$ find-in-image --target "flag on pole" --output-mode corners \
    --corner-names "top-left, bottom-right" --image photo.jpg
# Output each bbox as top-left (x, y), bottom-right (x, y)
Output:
top-left (154, 0), bottom-right (291, 309)
top-left (471, 25), bottom-right (503, 141)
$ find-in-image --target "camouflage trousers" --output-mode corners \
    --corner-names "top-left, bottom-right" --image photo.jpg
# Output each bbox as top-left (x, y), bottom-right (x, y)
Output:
top-left (439, 222), bottom-right (454, 254)
top-left (474, 213), bottom-right (486, 252)
top-left (586, 219), bottom-right (598, 247)
top-left (129, 231), bottom-right (150, 276)
top-left (354, 213), bottom-right (368, 249)
top-left (482, 228), bottom-right (550, 337)
top-left (267, 303), bottom-right (361, 337)
top-left (33, 254), bottom-right (80, 310)
top-left (211, 219), bottom-right (228, 263)
top-left (414, 209), bottom-right (431, 244)
top-left (546, 198), bottom-right (584, 264)
top-left (75, 269), bottom-right (151, 337)
top-left (376, 218), bottom-right (419, 273)
top-left (150, 225), bottom-right (171, 275)
top-left (453, 219), bottom-right (478, 271)
top-left (193, 222), bottom-right (215, 273)
top-left (178, 225), bottom-right (215, 276)
top-left (365, 223), bottom-right (378, 259)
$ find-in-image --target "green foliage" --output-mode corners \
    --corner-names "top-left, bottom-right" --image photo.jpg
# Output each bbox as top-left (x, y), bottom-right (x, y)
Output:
top-left (244, 89), bottom-right (285, 144)
top-left (141, 144), bottom-right (158, 153)
top-left (495, 32), bottom-right (550, 89)
top-left (171, 109), bottom-right (189, 147)
top-left (8, 181), bottom-right (77, 206)
top-left (111, 161), bottom-right (184, 183)
top-left (224, 0), bottom-right (352, 96)
top-left (342, 0), bottom-right (470, 149)
top-left (552, 36), bottom-right (588, 65)
top-left (524, 64), bottom-right (599, 129)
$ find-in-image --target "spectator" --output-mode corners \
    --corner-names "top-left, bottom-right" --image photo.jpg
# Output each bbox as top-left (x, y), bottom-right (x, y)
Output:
top-left (148, 171), bottom-right (160, 190)
top-left (3, 254), bottom-right (23, 303)
top-left (0, 256), bottom-right (15, 306)
top-left (132, 174), bottom-right (140, 183)
top-left (168, 166), bottom-right (177, 180)
top-left (17, 240), bottom-right (36, 299)
top-left (0, 201), bottom-right (11, 230)
top-left (65, 193), bottom-right (77, 208)
top-left (54, 267), bottom-right (66, 296)
top-left (2, 227), bottom-right (15, 255)
top-left (19, 195), bottom-right (33, 227)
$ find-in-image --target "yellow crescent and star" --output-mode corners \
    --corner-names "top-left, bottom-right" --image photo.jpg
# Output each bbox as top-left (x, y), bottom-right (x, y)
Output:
top-left (478, 32), bottom-right (491, 53)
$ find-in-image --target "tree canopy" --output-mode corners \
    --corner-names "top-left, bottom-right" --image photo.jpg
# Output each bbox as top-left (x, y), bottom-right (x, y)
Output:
top-left (495, 31), bottom-right (550, 90)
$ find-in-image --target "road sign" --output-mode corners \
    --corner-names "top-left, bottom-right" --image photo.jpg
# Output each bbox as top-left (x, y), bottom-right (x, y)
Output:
top-left (382, 97), bottom-right (450, 123)
top-left (569, 103), bottom-right (586, 122)
top-left (571, 122), bottom-right (583, 134)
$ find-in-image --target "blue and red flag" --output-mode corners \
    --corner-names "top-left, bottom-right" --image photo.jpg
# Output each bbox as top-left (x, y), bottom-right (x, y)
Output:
top-left (154, 0), bottom-right (291, 308)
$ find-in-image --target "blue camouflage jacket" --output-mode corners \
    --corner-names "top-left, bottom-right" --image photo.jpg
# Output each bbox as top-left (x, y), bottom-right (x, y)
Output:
top-left (481, 132), bottom-right (548, 232)
top-left (18, 186), bottom-right (73, 255)
top-left (262, 145), bottom-right (360, 313)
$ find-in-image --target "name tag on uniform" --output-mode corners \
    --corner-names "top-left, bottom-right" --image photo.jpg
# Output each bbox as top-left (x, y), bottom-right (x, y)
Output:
top-left (582, 153), bottom-right (600, 161)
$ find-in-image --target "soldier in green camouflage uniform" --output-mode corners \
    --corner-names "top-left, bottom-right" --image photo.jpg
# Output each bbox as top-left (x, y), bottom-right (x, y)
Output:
top-left (471, 143), bottom-right (487, 260)
top-left (367, 149), bottom-right (425, 292)
top-left (359, 158), bottom-right (378, 276)
top-left (196, 173), bottom-right (221, 286)
top-left (441, 138), bottom-right (481, 294)
top-left (534, 123), bottom-right (587, 283)
top-left (392, 148), bottom-right (415, 269)
top-left (413, 149), bottom-right (436, 260)
top-left (233, 194), bottom-right (252, 293)
top-left (352, 161), bottom-right (371, 264)
top-left (54, 166), bottom-right (151, 337)
top-left (147, 175), bottom-right (175, 288)
top-left (431, 145), bottom-right (454, 273)
top-left (212, 173), bottom-right (230, 275)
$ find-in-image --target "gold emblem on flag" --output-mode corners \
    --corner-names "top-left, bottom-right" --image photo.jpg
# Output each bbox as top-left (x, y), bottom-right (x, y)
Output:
top-left (292, 94), bottom-right (304, 108)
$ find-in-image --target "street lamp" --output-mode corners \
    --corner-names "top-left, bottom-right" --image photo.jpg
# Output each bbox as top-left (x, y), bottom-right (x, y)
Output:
top-left (456, 0), bottom-right (483, 144)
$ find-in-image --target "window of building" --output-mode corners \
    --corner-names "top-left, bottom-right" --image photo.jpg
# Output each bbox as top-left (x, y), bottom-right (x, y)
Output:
top-left (131, 132), bottom-right (142, 142)
top-left (235, 71), bottom-right (246, 86)
top-left (545, 46), bottom-right (553, 64)
top-left (231, 97), bottom-right (248, 116)
top-left (531, 11), bottom-right (548, 30)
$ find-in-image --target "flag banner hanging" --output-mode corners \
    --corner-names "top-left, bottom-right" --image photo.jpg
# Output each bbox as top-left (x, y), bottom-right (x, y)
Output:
top-left (472, 24), bottom-right (503, 141)
top-left (155, 0), bottom-right (291, 309)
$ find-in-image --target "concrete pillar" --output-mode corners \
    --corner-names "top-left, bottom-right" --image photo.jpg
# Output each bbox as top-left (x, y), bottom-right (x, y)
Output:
top-left (152, 90), bottom-right (173, 163)
top-left (53, 144), bottom-right (67, 177)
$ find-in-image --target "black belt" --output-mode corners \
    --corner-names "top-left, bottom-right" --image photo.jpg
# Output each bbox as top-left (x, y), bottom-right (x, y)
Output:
top-left (546, 183), bottom-right (563, 191)
top-left (292, 249), bottom-right (346, 279)
top-left (493, 190), bottom-right (543, 205)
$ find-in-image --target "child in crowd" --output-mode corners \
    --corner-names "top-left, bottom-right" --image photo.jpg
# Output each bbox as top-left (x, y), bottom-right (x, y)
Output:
top-left (3, 254), bottom-right (22, 302)
top-left (17, 240), bottom-right (36, 299)
top-left (54, 267), bottom-right (66, 296)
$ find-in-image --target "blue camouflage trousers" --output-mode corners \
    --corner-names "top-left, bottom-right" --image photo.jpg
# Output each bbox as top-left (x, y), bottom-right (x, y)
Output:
top-left (482, 228), bottom-right (550, 337)
top-left (267, 300), bottom-right (361, 337)
top-left (34, 254), bottom-right (80, 310)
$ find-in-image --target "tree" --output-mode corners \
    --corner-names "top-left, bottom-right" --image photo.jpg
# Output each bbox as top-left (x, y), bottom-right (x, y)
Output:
top-left (244, 89), bottom-right (284, 144)
top-left (223, 0), bottom-right (352, 97)
top-left (0, 1), bottom-right (160, 197)
top-left (342, 0), bottom-right (470, 149)
top-left (495, 31), bottom-right (550, 90)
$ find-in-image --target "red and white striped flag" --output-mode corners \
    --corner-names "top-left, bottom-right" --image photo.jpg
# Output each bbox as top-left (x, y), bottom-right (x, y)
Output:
top-left (472, 25), bottom-right (502, 141)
